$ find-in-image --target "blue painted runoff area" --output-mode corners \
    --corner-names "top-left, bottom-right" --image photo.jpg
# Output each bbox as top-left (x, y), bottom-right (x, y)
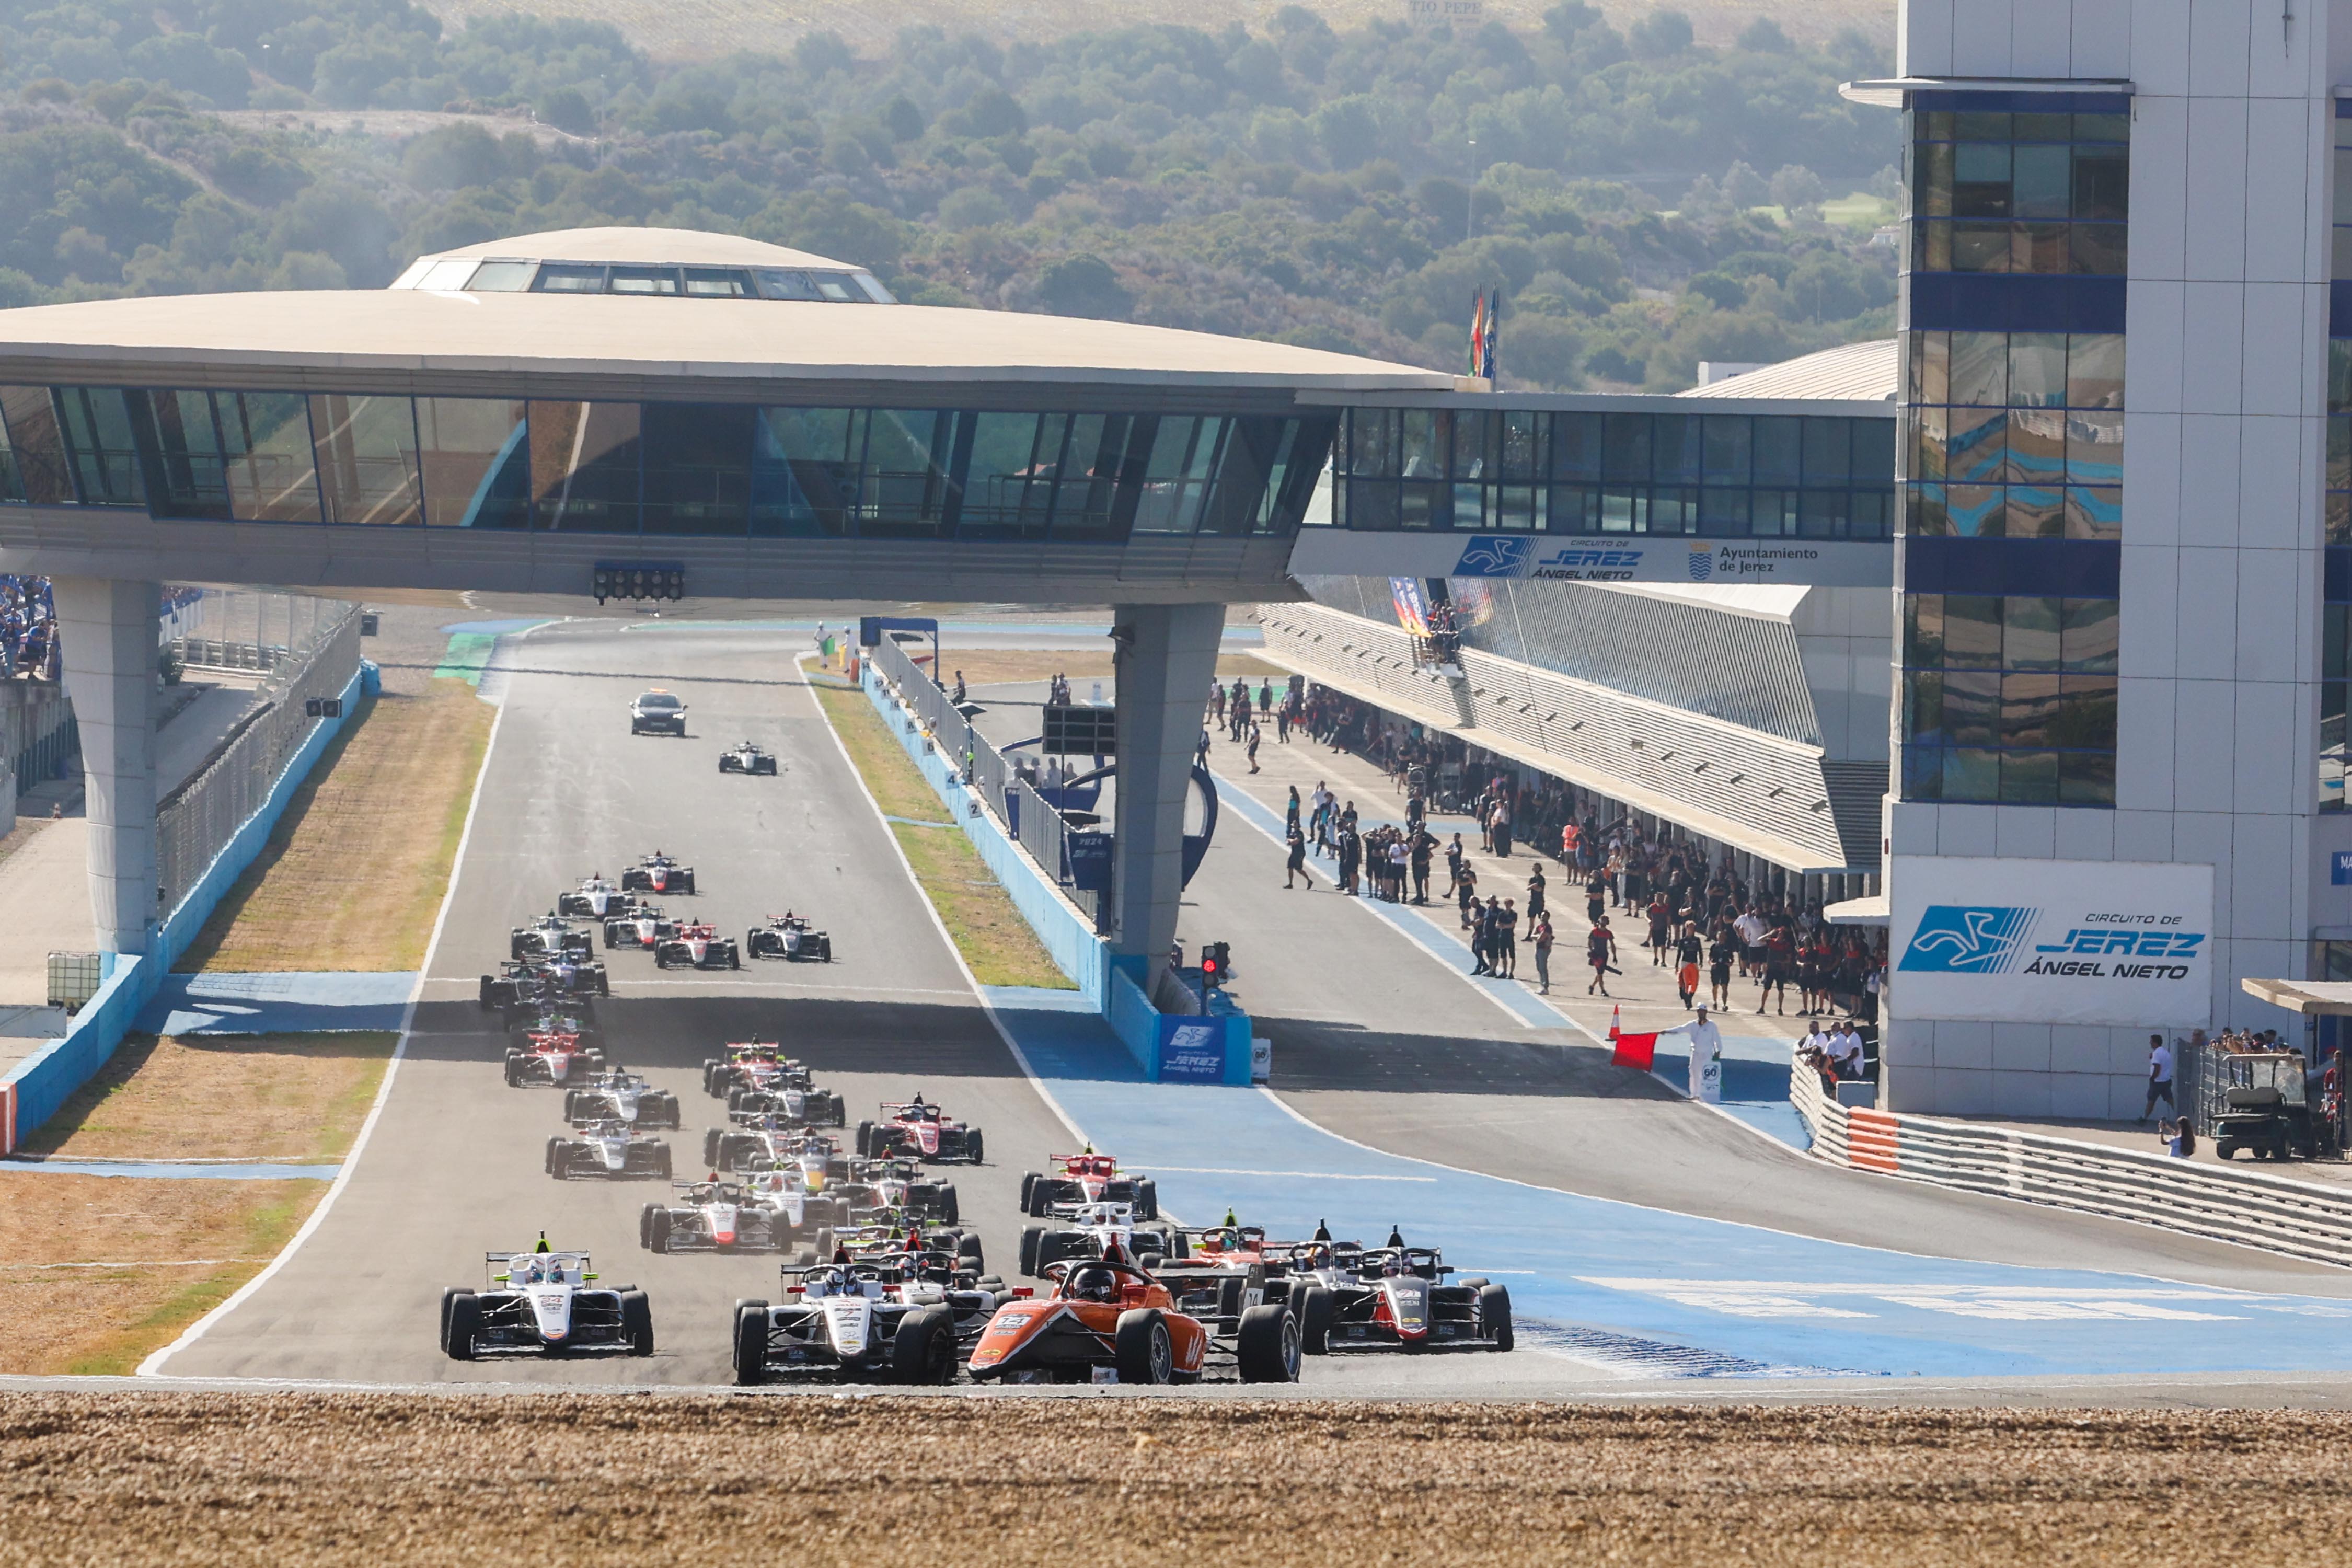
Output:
top-left (982, 987), bottom-right (2352, 1379)
top-left (1, 661), bottom-right (371, 1144)
top-left (138, 971), bottom-right (418, 1037)
top-left (2, 1157), bottom-right (340, 1180)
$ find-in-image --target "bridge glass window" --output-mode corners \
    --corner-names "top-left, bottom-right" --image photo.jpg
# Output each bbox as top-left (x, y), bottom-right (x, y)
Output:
top-left (417, 398), bottom-right (529, 529)
top-left (641, 401), bottom-right (751, 535)
top-left (0, 386), bottom-right (72, 505)
top-left (858, 409), bottom-right (958, 539)
top-left (57, 387), bottom-right (146, 507)
top-left (961, 411), bottom-right (1060, 540)
top-left (124, 389), bottom-right (317, 521)
top-left (751, 406), bottom-right (858, 537)
top-left (527, 400), bottom-right (640, 532)
top-left (1131, 416), bottom-right (1228, 534)
top-left (309, 394), bottom-right (423, 526)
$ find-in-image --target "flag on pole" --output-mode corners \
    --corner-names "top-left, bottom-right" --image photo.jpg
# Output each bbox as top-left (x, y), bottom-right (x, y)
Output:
top-left (1467, 288), bottom-right (1487, 377)
top-left (1611, 1030), bottom-right (1659, 1070)
top-left (1481, 290), bottom-right (1501, 381)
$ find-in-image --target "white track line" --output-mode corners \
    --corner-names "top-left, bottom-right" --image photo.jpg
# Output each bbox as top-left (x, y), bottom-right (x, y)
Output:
top-left (139, 687), bottom-right (512, 1377)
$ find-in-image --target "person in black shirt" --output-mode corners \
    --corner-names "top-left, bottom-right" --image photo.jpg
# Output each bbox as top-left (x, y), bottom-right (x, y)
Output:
top-left (1585, 871), bottom-right (1607, 926)
top-left (1409, 828), bottom-right (1434, 905)
top-left (1456, 861), bottom-right (1480, 929)
top-left (1471, 897), bottom-right (1496, 976)
top-left (1337, 827), bottom-right (1361, 897)
top-left (1526, 863), bottom-right (1547, 922)
top-left (1708, 928), bottom-right (1737, 1009)
top-left (1497, 898), bottom-right (1519, 977)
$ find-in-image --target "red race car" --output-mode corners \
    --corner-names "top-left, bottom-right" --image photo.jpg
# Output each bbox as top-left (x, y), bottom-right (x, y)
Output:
top-left (857, 1096), bottom-right (984, 1165)
top-left (504, 1027), bottom-right (607, 1087)
top-left (655, 921), bottom-right (740, 970)
top-left (1021, 1147), bottom-right (1158, 1218)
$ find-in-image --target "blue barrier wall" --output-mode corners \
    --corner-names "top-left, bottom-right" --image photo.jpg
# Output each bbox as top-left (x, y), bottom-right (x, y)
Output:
top-left (857, 663), bottom-right (1249, 1083)
top-left (2, 660), bottom-right (370, 1143)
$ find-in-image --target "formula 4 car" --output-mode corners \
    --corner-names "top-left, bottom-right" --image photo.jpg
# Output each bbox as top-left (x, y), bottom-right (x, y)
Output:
top-left (630, 689), bottom-right (687, 736)
top-left (719, 741), bottom-right (778, 775)
top-left (831, 1155), bottom-right (962, 1226)
top-left (505, 1024), bottom-right (608, 1087)
top-left (604, 904), bottom-right (676, 951)
top-left (724, 1079), bottom-right (846, 1125)
top-left (508, 1007), bottom-right (603, 1055)
top-left (1022, 1148), bottom-right (1158, 1219)
top-left (731, 1249), bottom-right (1007, 1385)
top-left (705, 1116), bottom-right (850, 1185)
top-left (704, 1041), bottom-right (809, 1099)
top-left (621, 851), bottom-right (695, 895)
top-left (640, 1176), bottom-right (814, 1255)
top-left (965, 1253), bottom-right (1299, 1385)
top-left (510, 912), bottom-right (592, 963)
top-left (1282, 1227), bottom-right (1513, 1354)
top-left (857, 1097), bottom-right (983, 1165)
top-left (564, 1070), bottom-right (681, 1129)
top-left (546, 1119), bottom-right (673, 1180)
top-left (480, 957), bottom-right (608, 1010)
top-left (1021, 1201), bottom-right (1182, 1275)
top-left (557, 874), bottom-right (637, 919)
top-left (655, 921), bottom-right (739, 970)
top-left (441, 1237), bottom-right (652, 1360)
top-left (748, 913), bottom-right (832, 963)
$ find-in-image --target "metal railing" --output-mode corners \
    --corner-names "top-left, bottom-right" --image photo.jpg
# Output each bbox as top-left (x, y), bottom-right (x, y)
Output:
top-left (864, 635), bottom-right (1100, 923)
top-left (163, 589), bottom-right (343, 673)
top-left (1791, 1068), bottom-right (2352, 1270)
top-left (156, 603), bottom-right (362, 914)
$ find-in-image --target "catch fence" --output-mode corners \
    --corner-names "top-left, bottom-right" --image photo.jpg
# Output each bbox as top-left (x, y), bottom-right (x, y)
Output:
top-left (156, 601), bottom-right (362, 914)
top-left (163, 590), bottom-right (345, 674)
top-left (863, 635), bottom-right (1100, 925)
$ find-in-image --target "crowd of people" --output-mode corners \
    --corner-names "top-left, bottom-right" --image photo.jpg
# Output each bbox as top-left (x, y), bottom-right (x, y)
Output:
top-left (0, 577), bottom-right (57, 681)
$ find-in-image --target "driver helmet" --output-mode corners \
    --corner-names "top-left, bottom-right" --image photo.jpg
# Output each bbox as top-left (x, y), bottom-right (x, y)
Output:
top-left (1069, 1266), bottom-right (1119, 1303)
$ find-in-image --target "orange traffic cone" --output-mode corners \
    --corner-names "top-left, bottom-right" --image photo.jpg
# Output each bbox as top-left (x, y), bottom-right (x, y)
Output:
top-left (1607, 1005), bottom-right (1621, 1040)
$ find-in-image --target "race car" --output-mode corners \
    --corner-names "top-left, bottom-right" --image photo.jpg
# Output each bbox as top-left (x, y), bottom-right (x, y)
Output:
top-left (480, 957), bottom-right (608, 1010)
top-left (639, 1176), bottom-right (815, 1255)
top-left (505, 1025), bottom-right (607, 1087)
top-left (1280, 1228), bottom-right (1513, 1354)
top-left (440, 1237), bottom-right (652, 1361)
top-left (1022, 1148), bottom-right (1158, 1219)
top-left (655, 921), bottom-right (739, 970)
top-left (546, 1119), bottom-right (673, 1180)
top-left (724, 1079), bottom-right (846, 1125)
top-left (508, 1008), bottom-right (603, 1056)
top-left (719, 741), bottom-right (779, 775)
top-left (730, 1249), bottom-right (1007, 1385)
top-left (830, 1155), bottom-right (961, 1226)
top-left (604, 904), bottom-right (676, 950)
top-left (1020, 1201), bottom-right (1182, 1276)
top-left (557, 875), bottom-right (637, 919)
top-left (703, 1041), bottom-right (808, 1099)
top-left (705, 1116), bottom-right (851, 1187)
top-left (563, 1070), bottom-right (681, 1129)
top-left (510, 912), bottom-right (592, 963)
top-left (857, 1097), bottom-right (983, 1165)
top-left (965, 1253), bottom-right (1300, 1385)
top-left (621, 852), bottom-right (695, 895)
top-left (629, 689), bottom-right (687, 736)
top-left (747, 913), bottom-right (832, 963)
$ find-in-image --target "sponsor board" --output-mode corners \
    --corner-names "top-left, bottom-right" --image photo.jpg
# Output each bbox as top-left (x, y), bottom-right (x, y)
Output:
top-left (1157, 1020), bottom-right (1229, 1082)
top-left (1888, 857), bottom-right (2212, 1026)
top-left (1286, 529), bottom-right (1892, 587)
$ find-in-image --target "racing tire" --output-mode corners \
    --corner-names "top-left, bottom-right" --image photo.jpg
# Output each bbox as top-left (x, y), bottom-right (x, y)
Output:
top-left (829, 1095), bottom-right (846, 1128)
top-left (443, 1292), bottom-right (480, 1361)
top-left (955, 1230), bottom-right (983, 1265)
top-left (1139, 1253), bottom-right (1162, 1271)
top-left (703, 1128), bottom-right (723, 1169)
top-left (1020, 1173), bottom-right (1038, 1212)
top-left (855, 1121), bottom-right (873, 1157)
top-left (661, 1095), bottom-right (682, 1129)
top-left (655, 1145), bottom-right (673, 1180)
top-left (1171, 1229), bottom-right (1190, 1261)
top-left (1020, 1226), bottom-right (1043, 1277)
top-left (727, 949), bottom-right (740, 970)
top-left (545, 1136), bottom-right (564, 1178)
top-left (1027, 1181), bottom-right (1053, 1218)
top-left (892, 1306), bottom-right (959, 1386)
top-left (1217, 1276), bottom-right (1244, 1323)
top-left (820, 938), bottom-right (832, 961)
top-left (648, 1209), bottom-right (672, 1253)
top-left (1296, 1285), bottom-right (1334, 1355)
top-left (967, 1130), bottom-right (984, 1166)
top-left (639, 1204), bottom-right (657, 1249)
top-left (1236, 1303), bottom-right (1301, 1383)
top-left (1114, 1308), bottom-right (1173, 1386)
top-left (503, 1054), bottom-right (522, 1087)
top-left (620, 1290), bottom-right (654, 1356)
top-left (1136, 1179), bottom-right (1158, 1220)
top-left (1459, 1277), bottom-right (1490, 1289)
top-left (941, 1185), bottom-right (961, 1226)
top-left (1478, 1283), bottom-right (1514, 1352)
top-left (654, 951), bottom-right (670, 970)
top-left (439, 1286), bottom-right (461, 1353)
top-left (563, 1090), bottom-right (580, 1122)
top-left (733, 1303), bottom-right (768, 1386)
top-left (727, 1088), bottom-right (746, 1114)
top-left (812, 1226), bottom-right (835, 1261)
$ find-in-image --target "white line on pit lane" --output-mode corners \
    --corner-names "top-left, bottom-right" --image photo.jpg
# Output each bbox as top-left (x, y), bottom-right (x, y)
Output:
top-left (1145, 1166), bottom-right (1438, 1182)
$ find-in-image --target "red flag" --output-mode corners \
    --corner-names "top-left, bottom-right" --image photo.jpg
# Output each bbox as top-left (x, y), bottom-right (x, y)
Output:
top-left (1612, 1032), bottom-right (1658, 1070)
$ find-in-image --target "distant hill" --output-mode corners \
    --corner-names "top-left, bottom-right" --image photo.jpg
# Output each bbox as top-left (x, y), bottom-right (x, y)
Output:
top-left (420, 0), bottom-right (1892, 61)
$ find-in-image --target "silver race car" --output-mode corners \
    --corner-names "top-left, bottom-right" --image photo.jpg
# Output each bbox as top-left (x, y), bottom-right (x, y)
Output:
top-left (441, 1239), bottom-right (653, 1360)
top-left (719, 741), bottom-right (779, 775)
top-left (564, 1070), bottom-right (682, 1129)
top-left (557, 875), bottom-right (638, 919)
top-left (546, 1119), bottom-right (672, 1180)
top-left (748, 913), bottom-right (833, 962)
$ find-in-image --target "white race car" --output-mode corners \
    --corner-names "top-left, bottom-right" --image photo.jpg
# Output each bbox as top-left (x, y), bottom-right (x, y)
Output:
top-left (559, 875), bottom-right (637, 919)
top-left (604, 905), bottom-right (676, 951)
top-left (546, 1119), bottom-right (672, 1180)
top-left (441, 1239), bottom-right (652, 1360)
top-left (748, 913), bottom-right (832, 962)
top-left (1020, 1200), bottom-right (1182, 1276)
top-left (564, 1070), bottom-right (682, 1130)
top-left (639, 1177), bottom-right (821, 1255)
top-left (731, 1252), bottom-right (1005, 1384)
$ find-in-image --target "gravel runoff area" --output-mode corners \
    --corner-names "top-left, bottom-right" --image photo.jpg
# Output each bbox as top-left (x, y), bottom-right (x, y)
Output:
top-left (7, 1393), bottom-right (2352, 1564)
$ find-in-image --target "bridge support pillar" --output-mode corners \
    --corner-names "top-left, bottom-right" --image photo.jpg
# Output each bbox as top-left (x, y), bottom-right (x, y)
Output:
top-left (1109, 602), bottom-right (1222, 964)
top-left (54, 576), bottom-right (159, 956)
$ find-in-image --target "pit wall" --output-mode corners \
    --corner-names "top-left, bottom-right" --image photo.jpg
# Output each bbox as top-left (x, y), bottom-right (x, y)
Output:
top-left (0, 660), bottom-right (375, 1151)
top-left (856, 661), bottom-right (1252, 1085)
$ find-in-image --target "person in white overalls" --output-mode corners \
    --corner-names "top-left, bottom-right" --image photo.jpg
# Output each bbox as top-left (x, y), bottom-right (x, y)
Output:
top-left (1662, 1004), bottom-right (1724, 1104)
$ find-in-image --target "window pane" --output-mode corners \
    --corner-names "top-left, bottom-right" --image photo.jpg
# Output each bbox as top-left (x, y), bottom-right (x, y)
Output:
top-left (309, 394), bottom-right (421, 526)
top-left (1946, 406), bottom-right (2007, 484)
top-left (1499, 410), bottom-right (1541, 483)
top-left (1851, 419), bottom-right (1895, 484)
top-left (57, 387), bottom-right (145, 505)
top-left (960, 411), bottom-right (1050, 539)
top-left (1945, 747), bottom-right (2001, 801)
top-left (1943, 595), bottom-right (2003, 668)
top-left (2331, 601), bottom-right (2349, 679)
top-left (2063, 486), bottom-right (2122, 539)
top-left (0, 387), bottom-right (71, 505)
top-left (1949, 331), bottom-right (2009, 405)
top-left (2008, 332), bottom-right (2068, 406)
top-left (221, 393), bottom-right (316, 521)
top-left (1917, 141), bottom-right (1953, 216)
top-left (417, 259), bottom-right (477, 291)
top-left (1952, 141), bottom-right (2012, 216)
top-left (1653, 414), bottom-right (1701, 482)
top-left (1050, 413), bottom-right (1139, 542)
top-left (1701, 416), bottom-right (1751, 484)
top-left (2005, 484), bottom-right (2062, 537)
top-left (860, 409), bottom-right (959, 539)
top-left (1699, 486), bottom-right (1749, 534)
top-left (1749, 488), bottom-right (1794, 536)
top-left (1351, 408), bottom-right (1395, 476)
top-left (2000, 748), bottom-right (2058, 802)
top-left (1952, 221), bottom-right (2014, 272)
top-left (754, 269), bottom-right (822, 301)
top-left (1549, 483), bottom-right (1597, 532)
top-left (1399, 409), bottom-right (1444, 479)
top-left (2054, 674), bottom-right (2118, 750)
top-left (1905, 593), bottom-right (1945, 667)
top-left (2067, 411), bottom-right (2124, 483)
top-left (2060, 598), bottom-right (2119, 672)
top-left (418, 398), bottom-right (530, 529)
top-left (2072, 147), bottom-right (2128, 220)
top-left (469, 260), bottom-right (534, 292)
top-left (2001, 671), bottom-right (2062, 742)
top-left (2004, 595), bottom-right (2062, 670)
top-left (606, 266), bottom-right (679, 295)
top-left (1551, 412), bottom-right (1601, 480)
top-left (1451, 410), bottom-right (1493, 481)
top-left (1912, 331), bottom-right (1950, 405)
top-left (1904, 669), bottom-right (1944, 741)
top-left (1903, 744), bottom-right (1944, 800)
top-left (132, 390), bottom-right (229, 518)
top-left (641, 402), bottom-right (751, 535)
top-left (1753, 416), bottom-right (1801, 484)
top-left (528, 401), bottom-right (640, 532)
top-left (2067, 335), bottom-right (2125, 408)
top-left (1802, 418), bottom-right (1851, 483)
top-left (1906, 481), bottom-right (1950, 534)
top-left (2060, 750), bottom-right (2116, 805)
top-left (683, 268), bottom-right (754, 297)
top-left (1917, 219), bottom-right (1953, 271)
top-left (2005, 408), bottom-right (2065, 485)
top-left (2069, 224), bottom-right (2127, 275)
top-left (532, 263), bottom-right (605, 292)
top-left (1132, 415), bottom-right (1227, 535)
top-left (1601, 413), bottom-right (1650, 482)
top-left (2019, 221), bottom-right (2068, 273)
top-left (1945, 483), bottom-right (2004, 536)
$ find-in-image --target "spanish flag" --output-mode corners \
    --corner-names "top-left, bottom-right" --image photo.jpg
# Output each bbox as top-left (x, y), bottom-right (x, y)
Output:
top-left (1467, 289), bottom-right (1488, 377)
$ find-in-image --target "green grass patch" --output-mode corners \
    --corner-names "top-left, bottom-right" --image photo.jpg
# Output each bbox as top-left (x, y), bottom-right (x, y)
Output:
top-left (812, 681), bottom-right (1074, 990)
top-left (56, 1186), bottom-right (317, 1376)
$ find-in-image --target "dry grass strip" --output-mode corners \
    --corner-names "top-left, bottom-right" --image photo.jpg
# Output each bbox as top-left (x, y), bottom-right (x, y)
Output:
top-left (175, 679), bottom-right (494, 973)
top-left (2, 1396), bottom-right (2347, 1565)
top-left (812, 680), bottom-right (1073, 989)
top-left (0, 1179), bottom-right (324, 1375)
top-left (20, 1032), bottom-right (395, 1163)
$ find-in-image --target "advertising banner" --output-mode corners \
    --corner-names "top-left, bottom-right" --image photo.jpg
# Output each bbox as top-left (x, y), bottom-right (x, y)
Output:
top-left (1157, 1018), bottom-right (1229, 1082)
top-left (1289, 529), bottom-right (1894, 588)
top-left (1889, 857), bottom-right (2213, 1026)
top-left (1389, 576), bottom-right (1432, 635)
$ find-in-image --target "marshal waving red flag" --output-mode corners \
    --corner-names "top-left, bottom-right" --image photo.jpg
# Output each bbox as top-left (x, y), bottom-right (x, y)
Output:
top-left (1607, 1007), bottom-right (1659, 1069)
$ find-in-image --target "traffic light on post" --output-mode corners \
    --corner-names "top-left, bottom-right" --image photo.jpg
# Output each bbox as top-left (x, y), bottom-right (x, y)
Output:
top-left (1201, 941), bottom-right (1231, 990)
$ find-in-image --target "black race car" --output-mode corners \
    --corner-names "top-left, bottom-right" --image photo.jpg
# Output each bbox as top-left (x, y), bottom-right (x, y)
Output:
top-left (481, 957), bottom-right (609, 1010)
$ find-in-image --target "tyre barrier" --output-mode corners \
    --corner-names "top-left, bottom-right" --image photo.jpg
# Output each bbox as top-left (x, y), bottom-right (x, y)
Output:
top-left (1792, 1069), bottom-right (2352, 1269)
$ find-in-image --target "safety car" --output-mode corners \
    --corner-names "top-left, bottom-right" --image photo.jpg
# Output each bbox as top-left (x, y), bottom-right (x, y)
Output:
top-left (563, 1070), bottom-right (681, 1129)
top-left (718, 741), bottom-right (778, 775)
top-left (655, 921), bottom-right (740, 970)
top-left (730, 1248), bottom-right (1008, 1385)
top-left (965, 1253), bottom-right (1299, 1386)
top-left (505, 1025), bottom-right (608, 1088)
top-left (603, 905), bottom-right (676, 950)
top-left (748, 913), bottom-right (832, 962)
top-left (857, 1097), bottom-right (984, 1164)
top-left (621, 851), bottom-right (696, 895)
top-left (1020, 1200), bottom-right (1182, 1275)
top-left (629, 689), bottom-right (687, 736)
top-left (510, 912), bottom-right (592, 963)
top-left (546, 1119), bottom-right (673, 1180)
top-left (557, 874), bottom-right (637, 919)
top-left (440, 1237), bottom-right (652, 1360)
top-left (1022, 1148), bottom-right (1158, 1219)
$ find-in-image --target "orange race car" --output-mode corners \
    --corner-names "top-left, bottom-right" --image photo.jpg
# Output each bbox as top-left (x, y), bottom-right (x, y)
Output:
top-left (965, 1253), bottom-right (1300, 1386)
